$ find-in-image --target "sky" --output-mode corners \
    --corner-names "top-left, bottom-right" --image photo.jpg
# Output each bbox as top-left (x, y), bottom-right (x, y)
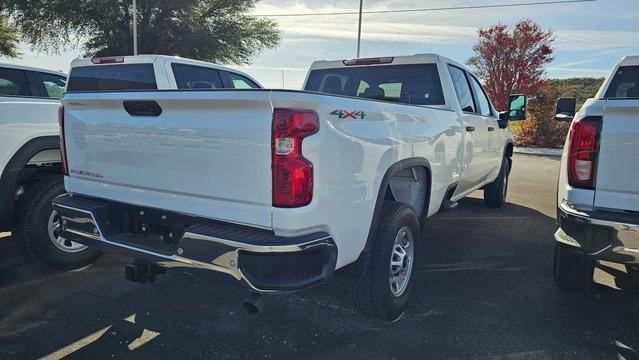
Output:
top-left (3, 0), bottom-right (638, 89)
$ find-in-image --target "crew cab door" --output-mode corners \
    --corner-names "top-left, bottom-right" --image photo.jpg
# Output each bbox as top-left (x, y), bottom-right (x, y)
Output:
top-left (446, 64), bottom-right (491, 195)
top-left (594, 99), bottom-right (639, 212)
top-left (468, 74), bottom-right (502, 176)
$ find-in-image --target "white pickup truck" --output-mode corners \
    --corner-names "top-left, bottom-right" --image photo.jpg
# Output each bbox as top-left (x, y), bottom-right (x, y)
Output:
top-left (553, 55), bottom-right (639, 290)
top-left (53, 54), bottom-right (525, 320)
top-left (2, 55), bottom-right (261, 270)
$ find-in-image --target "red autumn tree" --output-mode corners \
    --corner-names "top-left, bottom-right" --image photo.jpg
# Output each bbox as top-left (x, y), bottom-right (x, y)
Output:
top-left (467, 19), bottom-right (554, 111)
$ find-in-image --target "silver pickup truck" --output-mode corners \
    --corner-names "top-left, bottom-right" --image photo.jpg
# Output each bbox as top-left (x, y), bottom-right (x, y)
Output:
top-left (553, 55), bottom-right (639, 290)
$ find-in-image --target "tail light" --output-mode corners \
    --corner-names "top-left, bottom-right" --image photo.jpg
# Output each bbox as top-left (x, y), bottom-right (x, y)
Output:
top-left (58, 106), bottom-right (69, 176)
top-left (567, 116), bottom-right (601, 189)
top-left (272, 109), bottom-right (319, 207)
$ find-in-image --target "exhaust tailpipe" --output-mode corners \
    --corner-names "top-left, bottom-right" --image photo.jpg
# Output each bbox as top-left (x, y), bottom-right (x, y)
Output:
top-left (243, 293), bottom-right (264, 314)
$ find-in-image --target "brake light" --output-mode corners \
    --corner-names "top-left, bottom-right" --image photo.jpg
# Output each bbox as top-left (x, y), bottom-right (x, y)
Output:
top-left (91, 56), bottom-right (124, 64)
top-left (567, 116), bottom-right (601, 189)
top-left (272, 109), bottom-right (319, 207)
top-left (58, 106), bottom-right (69, 176)
top-left (343, 57), bottom-right (394, 66)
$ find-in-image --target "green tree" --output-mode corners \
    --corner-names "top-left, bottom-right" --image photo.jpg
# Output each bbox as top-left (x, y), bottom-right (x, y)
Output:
top-left (2, 0), bottom-right (280, 64)
top-left (0, 15), bottom-right (19, 58)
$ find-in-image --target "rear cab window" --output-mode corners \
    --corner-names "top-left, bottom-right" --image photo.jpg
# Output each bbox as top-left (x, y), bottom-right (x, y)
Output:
top-left (304, 64), bottom-right (445, 106)
top-left (67, 64), bottom-right (157, 92)
top-left (604, 66), bottom-right (639, 98)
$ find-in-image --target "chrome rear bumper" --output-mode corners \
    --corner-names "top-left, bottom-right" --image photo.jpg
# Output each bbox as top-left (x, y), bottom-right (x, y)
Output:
top-left (556, 201), bottom-right (639, 263)
top-left (53, 194), bottom-right (337, 292)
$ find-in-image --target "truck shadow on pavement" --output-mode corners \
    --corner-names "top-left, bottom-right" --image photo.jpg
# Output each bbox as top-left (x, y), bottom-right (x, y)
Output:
top-left (1, 197), bottom-right (639, 359)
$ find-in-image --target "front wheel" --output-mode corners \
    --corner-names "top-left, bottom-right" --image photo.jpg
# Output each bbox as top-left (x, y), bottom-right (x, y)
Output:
top-left (484, 157), bottom-right (510, 208)
top-left (355, 201), bottom-right (420, 321)
top-left (14, 176), bottom-right (101, 270)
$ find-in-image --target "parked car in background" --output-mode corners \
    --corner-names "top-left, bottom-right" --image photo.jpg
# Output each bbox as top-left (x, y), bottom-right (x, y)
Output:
top-left (554, 55), bottom-right (639, 290)
top-left (53, 54), bottom-right (525, 320)
top-left (0, 63), bottom-right (98, 270)
top-left (2, 56), bottom-right (262, 270)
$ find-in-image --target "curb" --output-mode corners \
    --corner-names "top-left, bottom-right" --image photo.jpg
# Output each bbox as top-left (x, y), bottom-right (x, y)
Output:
top-left (514, 147), bottom-right (563, 157)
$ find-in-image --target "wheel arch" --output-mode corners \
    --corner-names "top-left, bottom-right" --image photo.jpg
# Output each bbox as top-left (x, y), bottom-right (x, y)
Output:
top-left (504, 141), bottom-right (514, 158)
top-left (339, 157), bottom-right (431, 277)
top-left (0, 135), bottom-right (61, 230)
top-left (504, 141), bottom-right (514, 173)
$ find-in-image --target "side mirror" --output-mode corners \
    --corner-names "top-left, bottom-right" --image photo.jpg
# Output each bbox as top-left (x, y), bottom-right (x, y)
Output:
top-left (507, 94), bottom-right (527, 121)
top-left (555, 97), bottom-right (576, 121)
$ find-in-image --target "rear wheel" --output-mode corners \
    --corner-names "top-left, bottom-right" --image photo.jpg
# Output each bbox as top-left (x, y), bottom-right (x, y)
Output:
top-left (355, 201), bottom-right (420, 321)
top-left (484, 157), bottom-right (510, 208)
top-left (553, 242), bottom-right (595, 291)
top-left (14, 176), bottom-right (101, 270)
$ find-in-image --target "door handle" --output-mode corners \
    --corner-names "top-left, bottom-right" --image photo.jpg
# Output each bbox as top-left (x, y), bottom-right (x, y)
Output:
top-left (465, 126), bottom-right (475, 132)
top-left (123, 100), bottom-right (163, 117)
top-left (488, 127), bottom-right (495, 131)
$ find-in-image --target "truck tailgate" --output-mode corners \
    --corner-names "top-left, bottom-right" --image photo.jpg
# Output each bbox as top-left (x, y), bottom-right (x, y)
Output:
top-left (594, 99), bottom-right (639, 212)
top-left (62, 91), bottom-right (274, 228)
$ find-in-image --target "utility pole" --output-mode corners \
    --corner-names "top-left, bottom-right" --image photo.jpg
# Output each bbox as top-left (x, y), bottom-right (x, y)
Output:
top-left (356, 0), bottom-right (363, 58)
top-left (132, 0), bottom-right (138, 55)
top-left (281, 70), bottom-right (285, 89)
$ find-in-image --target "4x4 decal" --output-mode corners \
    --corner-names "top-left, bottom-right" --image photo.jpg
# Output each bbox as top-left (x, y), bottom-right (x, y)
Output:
top-left (330, 110), bottom-right (366, 119)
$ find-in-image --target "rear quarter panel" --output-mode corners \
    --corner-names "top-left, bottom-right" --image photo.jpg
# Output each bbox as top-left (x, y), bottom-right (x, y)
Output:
top-left (270, 91), bottom-right (461, 268)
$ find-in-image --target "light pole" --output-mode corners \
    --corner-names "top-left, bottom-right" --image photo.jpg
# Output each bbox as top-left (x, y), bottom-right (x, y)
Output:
top-left (132, 0), bottom-right (138, 55)
top-left (356, 0), bottom-right (363, 57)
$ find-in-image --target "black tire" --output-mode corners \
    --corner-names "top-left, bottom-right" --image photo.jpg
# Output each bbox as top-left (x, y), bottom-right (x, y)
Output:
top-left (553, 242), bottom-right (595, 291)
top-left (13, 176), bottom-right (101, 270)
top-left (484, 157), bottom-right (510, 208)
top-left (355, 201), bottom-right (420, 321)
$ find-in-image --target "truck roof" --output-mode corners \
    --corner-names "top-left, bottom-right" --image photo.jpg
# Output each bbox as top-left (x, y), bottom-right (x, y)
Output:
top-left (0, 62), bottom-right (67, 77)
top-left (309, 53), bottom-right (467, 71)
top-left (69, 54), bottom-right (259, 85)
top-left (619, 55), bottom-right (639, 67)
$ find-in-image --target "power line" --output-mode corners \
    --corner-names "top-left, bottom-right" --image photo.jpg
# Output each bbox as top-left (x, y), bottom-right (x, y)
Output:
top-left (251, 0), bottom-right (596, 17)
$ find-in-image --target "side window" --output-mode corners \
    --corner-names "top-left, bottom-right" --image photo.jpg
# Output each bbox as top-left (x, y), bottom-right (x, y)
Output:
top-left (227, 72), bottom-right (260, 89)
top-left (36, 72), bottom-right (67, 99)
top-left (379, 83), bottom-right (402, 100)
top-left (447, 65), bottom-right (475, 113)
top-left (356, 80), bottom-right (369, 96)
top-left (172, 63), bottom-right (223, 89)
top-left (0, 67), bottom-right (31, 97)
top-left (469, 75), bottom-right (492, 117)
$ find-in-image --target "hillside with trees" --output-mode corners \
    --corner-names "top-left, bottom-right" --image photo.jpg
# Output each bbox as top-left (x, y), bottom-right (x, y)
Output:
top-left (550, 77), bottom-right (605, 108)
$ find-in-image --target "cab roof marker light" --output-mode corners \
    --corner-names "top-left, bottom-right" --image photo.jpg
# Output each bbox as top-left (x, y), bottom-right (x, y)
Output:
top-left (343, 57), bottom-right (394, 66)
top-left (91, 56), bottom-right (125, 64)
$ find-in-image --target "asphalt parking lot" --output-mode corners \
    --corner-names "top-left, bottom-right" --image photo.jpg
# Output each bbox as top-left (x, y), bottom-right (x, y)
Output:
top-left (1, 154), bottom-right (638, 360)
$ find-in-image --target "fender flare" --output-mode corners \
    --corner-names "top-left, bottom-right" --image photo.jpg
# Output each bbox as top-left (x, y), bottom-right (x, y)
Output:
top-left (504, 141), bottom-right (514, 158)
top-left (0, 136), bottom-right (60, 230)
top-left (339, 157), bottom-right (431, 277)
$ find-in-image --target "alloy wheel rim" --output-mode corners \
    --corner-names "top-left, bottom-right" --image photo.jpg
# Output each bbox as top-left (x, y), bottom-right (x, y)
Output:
top-left (48, 210), bottom-right (87, 253)
top-left (389, 226), bottom-right (414, 297)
